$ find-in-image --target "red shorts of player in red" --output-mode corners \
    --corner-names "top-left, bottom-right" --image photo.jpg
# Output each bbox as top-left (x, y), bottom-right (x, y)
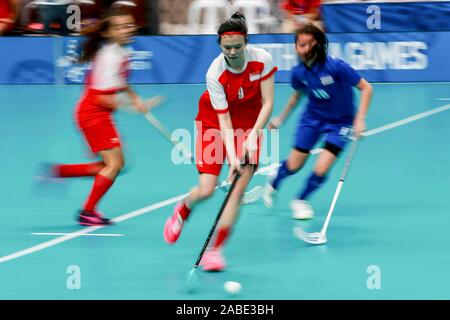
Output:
top-left (195, 122), bottom-right (261, 176)
top-left (79, 121), bottom-right (121, 153)
top-left (75, 90), bottom-right (122, 154)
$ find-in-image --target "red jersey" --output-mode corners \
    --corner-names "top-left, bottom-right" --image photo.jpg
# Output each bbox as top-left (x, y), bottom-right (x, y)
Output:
top-left (196, 46), bottom-right (277, 130)
top-left (281, 0), bottom-right (321, 15)
top-left (76, 43), bottom-right (129, 129)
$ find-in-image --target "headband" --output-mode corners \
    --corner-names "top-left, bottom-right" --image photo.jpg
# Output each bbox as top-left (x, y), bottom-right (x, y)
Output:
top-left (219, 31), bottom-right (247, 37)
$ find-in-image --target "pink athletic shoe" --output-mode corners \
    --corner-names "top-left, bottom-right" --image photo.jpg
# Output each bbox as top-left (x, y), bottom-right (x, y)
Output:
top-left (163, 203), bottom-right (185, 244)
top-left (200, 248), bottom-right (226, 272)
top-left (78, 210), bottom-right (112, 226)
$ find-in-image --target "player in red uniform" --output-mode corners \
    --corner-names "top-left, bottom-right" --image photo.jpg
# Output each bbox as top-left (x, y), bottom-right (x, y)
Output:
top-left (42, 8), bottom-right (147, 226)
top-left (163, 13), bottom-right (277, 271)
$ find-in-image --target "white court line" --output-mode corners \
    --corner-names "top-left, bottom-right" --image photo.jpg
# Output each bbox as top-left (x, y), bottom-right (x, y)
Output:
top-left (362, 103), bottom-right (450, 137)
top-left (1, 103), bottom-right (449, 265)
top-left (31, 233), bottom-right (124, 237)
top-left (0, 193), bottom-right (186, 264)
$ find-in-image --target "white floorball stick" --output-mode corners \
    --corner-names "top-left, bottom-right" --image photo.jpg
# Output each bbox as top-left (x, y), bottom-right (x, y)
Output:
top-left (294, 138), bottom-right (360, 245)
top-left (119, 94), bottom-right (166, 114)
top-left (144, 111), bottom-right (195, 160)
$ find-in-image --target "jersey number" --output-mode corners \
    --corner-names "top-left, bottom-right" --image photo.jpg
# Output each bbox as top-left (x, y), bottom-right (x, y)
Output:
top-left (238, 87), bottom-right (244, 99)
top-left (311, 89), bottom-right (330, 100)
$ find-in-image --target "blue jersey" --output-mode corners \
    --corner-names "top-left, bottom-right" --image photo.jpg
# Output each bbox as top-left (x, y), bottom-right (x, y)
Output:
top-left (291, 55), bottom-right (361, 124)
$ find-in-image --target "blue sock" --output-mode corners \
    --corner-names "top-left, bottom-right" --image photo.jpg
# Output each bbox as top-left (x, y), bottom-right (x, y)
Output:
top-left (271, 160), bottom-right (297, 190)
top-left (298, 173), bottom-right (326, 200)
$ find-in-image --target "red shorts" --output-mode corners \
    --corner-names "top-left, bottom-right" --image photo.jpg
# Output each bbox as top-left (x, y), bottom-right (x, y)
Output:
top-left (195, 125), bottom-right (261, 176)
top-left (80, 121), bottom-right (121, 153)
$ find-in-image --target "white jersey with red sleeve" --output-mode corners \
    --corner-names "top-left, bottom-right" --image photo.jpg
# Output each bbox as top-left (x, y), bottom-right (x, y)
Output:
top-left (76, 43), bottom-right (130, 129)
top-left (196, 46), bottom-right (277, 130)
top-left (89, 43), bottom-right (129, 94)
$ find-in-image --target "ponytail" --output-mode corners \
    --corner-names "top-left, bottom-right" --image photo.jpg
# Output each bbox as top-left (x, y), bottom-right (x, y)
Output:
top-left (218, 12), bottom-right (248, 43)
top-left (79, 7), bottom-right (133, 63)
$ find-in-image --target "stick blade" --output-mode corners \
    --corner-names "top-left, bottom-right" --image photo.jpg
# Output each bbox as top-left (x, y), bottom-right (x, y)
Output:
top-left (293, 227), bottom-right (327, 245)
top-left (185, 268), bottom-right (198, 293)
top-left (241, 186), bottom-right (263, 205)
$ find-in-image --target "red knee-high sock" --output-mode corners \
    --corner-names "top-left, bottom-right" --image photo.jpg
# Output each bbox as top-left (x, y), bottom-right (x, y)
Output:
top-left (213, 226), bottom-right (231, 249)
top-left (179, 202), bottom-right (191, 220)
top-left (83, 174), bottom-right (114, 212)
top-left (54, 162), bottom-right (104, 178)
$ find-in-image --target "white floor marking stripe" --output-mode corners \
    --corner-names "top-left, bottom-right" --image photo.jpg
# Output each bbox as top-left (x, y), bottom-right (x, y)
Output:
top-left (363, 104), bottom-right (450, 137)
top-left (31, 233), bottom-right (124, 237)
top-left (0, 194), bottom-right (186, 264)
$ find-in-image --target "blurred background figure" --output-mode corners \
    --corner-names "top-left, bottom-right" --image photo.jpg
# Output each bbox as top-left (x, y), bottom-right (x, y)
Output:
top-left (35, 0), bottom-right (74, 35)
top-left (230, 0), bottom-right (278, 34)
top-left (108, 0), bottom-right (159, 35)
top-left (185, 0), bottom-right (230, 34)
top-left (0, 0), bottom-right (20, 35)
top-left (159, 0), bottom-right (194, 34)
top-left (20, 0), bottom-right (76, 35)
top-left (18, 0), bottom-right (157, 35)
top-left (182, 0), bottom-right (279, 35)
top-left (279, 0), bottom-right (323, 32)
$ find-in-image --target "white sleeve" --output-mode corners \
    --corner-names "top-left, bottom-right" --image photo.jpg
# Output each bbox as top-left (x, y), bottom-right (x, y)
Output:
top-left (206, 69), bottom-right (228, 112)
top-left (91, 48), bottom-right (127, 91)
top-left (258, 49), bottom-right (277, 80)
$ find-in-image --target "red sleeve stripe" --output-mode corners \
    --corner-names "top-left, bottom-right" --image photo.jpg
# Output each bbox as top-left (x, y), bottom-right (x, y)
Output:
top-left (261, 67), bottom-right (278, 81)
top-left (215, 108), bottom-right (229, 114)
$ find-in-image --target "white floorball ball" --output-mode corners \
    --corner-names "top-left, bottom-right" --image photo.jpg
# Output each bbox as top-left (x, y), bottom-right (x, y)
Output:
top-left (224, 281), bottom-right (242, 294)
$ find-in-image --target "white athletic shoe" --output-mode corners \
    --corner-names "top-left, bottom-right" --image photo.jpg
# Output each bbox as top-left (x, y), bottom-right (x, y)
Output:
top-left (290, 199), bottom-right (314, 220)
top-left (263, 182), bottom-right (276, 208)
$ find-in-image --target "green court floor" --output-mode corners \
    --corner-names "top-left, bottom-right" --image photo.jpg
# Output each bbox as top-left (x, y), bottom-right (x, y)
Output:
top-left (0, 83), bottom-right (449, 299)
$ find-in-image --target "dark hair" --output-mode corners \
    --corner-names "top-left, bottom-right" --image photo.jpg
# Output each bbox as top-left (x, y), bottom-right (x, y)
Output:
top-left (79, 7), bottom-right (133, 63)
top-left (295, 24), bottom-right (328, 62)
top-left (217, 12), bottom-right (248, 43)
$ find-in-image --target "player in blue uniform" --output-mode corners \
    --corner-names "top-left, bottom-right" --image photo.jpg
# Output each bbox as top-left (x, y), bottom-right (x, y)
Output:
top-left (263, 24), bottom-right (373, 219)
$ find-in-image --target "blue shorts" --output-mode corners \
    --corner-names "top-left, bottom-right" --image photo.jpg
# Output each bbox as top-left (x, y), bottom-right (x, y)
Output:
top-left (293, 113), bottom-right (353, 153)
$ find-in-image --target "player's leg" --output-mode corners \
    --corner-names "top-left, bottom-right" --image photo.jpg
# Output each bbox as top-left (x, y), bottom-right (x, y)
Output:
top-left (51, 162), bottom-right (105, 178)
top-left (200, 164), bottom-right (255, 271)
top-left (298, 143), bottom-right (339, 200)
top-left (96, 147), bottom-right (124, 180)
top-left (291, 145), bottom-right (337, 220)
top-left (200, 130), bottom-right (260, 271)
top-left (269, 149), bottom-right (309, 189)
top-left (164, 173), bottom-right (219, 244)
top-left (78, 123), bottom-right (123, 226)
top-left (263, 148), bottom-right (309, 207)
top-left (292, 123), bottom-right (351, 220)
top-left (264, 116), bottom-right (322, 208)
top-left (35, 161), bottom-right (104, 189)
top-left (185, 174), bottom-right (220, 210)
top-left (164, 126), bottom-right (224, 244)
top-left (77, 146), bottom-right (124, 226)
top-left (49, 119), bottom-right (123, 180)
